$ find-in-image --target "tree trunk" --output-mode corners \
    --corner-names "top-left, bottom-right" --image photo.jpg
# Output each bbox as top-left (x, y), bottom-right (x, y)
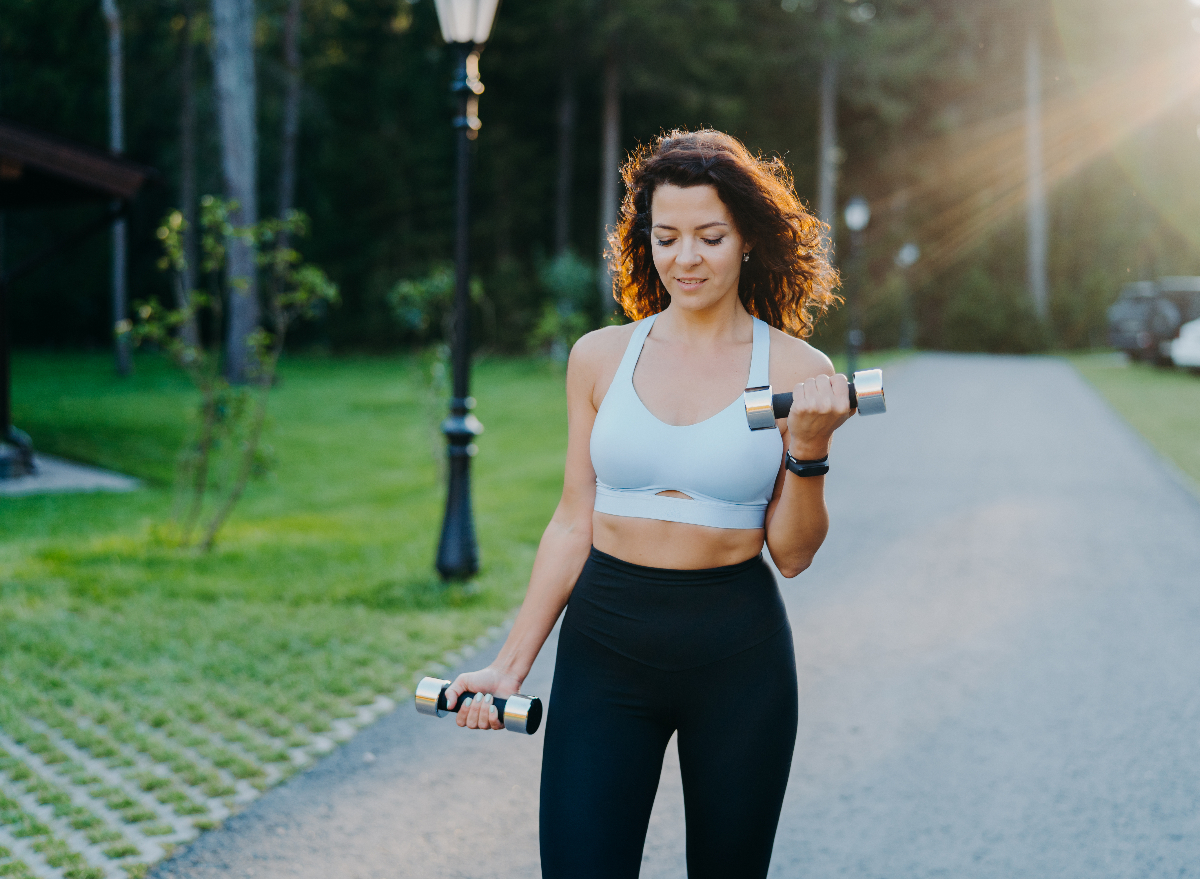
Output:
top-left (211, 0), bottom-right (259, 383)
top-left (597, 47), bottom-right (620, 313)
top-left (278, 0), bottom-right (301, 230)
top-left (1025, 26), bottom-right (1049, 322)
top-left (101, 0), bottom-right (132, 376)
top-left (816, 58), bottom-right (837, 243)
top-left (177, 0), bottom-right (200, 348)
top-left (554, 62), bottom-right (576, 257)
top-left (816, 1), bottom-right (838, 260)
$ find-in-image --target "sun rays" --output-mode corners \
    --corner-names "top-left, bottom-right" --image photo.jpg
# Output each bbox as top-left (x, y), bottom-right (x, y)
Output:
top-left (874, 42), bottom-right (1200, 281)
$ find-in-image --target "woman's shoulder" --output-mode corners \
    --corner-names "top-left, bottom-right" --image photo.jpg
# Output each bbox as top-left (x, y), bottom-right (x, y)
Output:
top-left (569, 321), bottom-right (640, 373)
top-left (567, 321), bottom-right (641, 403)
top-left (766, 325), bottom-right (835, 388)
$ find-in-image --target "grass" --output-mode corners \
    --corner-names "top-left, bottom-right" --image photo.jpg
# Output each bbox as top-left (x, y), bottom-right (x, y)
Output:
top-left (0, 342), bottom-right (908, 876)
top-left (1070, 352), bottom-right (1200, 487)
top-left (5, 350), bottom-right (568, 673)
top-left (1, 350), bottom-right (569, 875)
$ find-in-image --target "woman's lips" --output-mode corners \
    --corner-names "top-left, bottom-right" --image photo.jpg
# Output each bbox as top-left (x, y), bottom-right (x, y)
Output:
top-left (674, 277), bottom-right (706, 288)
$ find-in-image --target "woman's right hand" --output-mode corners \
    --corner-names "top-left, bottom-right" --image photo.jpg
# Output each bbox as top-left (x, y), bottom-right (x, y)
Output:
top-left (785, 372), bottom-right (852, 460)
top-left (444, 666), bottom-right (524, 731)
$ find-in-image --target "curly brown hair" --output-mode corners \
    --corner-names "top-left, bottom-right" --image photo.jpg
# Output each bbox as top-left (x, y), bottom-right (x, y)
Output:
top-left (607, 129), bottom-right (839, 338)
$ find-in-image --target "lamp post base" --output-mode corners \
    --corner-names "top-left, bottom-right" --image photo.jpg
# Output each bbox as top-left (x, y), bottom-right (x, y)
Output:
top-left (0, 427), bottom-right (35, 480)
top-left (435, 451), bottom-right (478, 580)
top-left (435, 408), bottom-right (482, 581)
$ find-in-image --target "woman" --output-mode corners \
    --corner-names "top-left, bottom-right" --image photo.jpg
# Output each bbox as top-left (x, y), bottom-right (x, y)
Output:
top-left (444, 129), bottom-right (846, 878)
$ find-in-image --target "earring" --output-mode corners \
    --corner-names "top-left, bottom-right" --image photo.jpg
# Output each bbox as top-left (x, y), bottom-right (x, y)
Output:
top-left (742, 252), bottom-right (750, 263)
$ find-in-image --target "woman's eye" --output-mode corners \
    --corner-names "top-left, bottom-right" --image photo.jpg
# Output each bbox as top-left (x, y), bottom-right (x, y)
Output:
top-left (654, 238), bottom-right (676, 247)
top-left (702, 237), bottom-right (724, 246)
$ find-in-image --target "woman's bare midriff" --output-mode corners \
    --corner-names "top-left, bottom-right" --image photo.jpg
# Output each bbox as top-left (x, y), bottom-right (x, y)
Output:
top-left (592, 510), bottom-right (765, 570)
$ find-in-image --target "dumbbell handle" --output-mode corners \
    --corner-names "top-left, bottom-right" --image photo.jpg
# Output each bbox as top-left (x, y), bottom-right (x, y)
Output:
top-left (413, 677), bottom-right (543, 735)
top-left (443, 688), bottom-right (508, 717)
top-left (772, 381), bottom-right (860, 419)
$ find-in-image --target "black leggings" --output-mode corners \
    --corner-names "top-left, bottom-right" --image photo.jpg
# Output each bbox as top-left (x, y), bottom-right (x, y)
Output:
top-left (540, 548), bottom-right (799, 879)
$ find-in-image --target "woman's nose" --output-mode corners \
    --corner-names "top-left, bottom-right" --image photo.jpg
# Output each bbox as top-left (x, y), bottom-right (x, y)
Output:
top-left (678, 240), bottom-right (702, 267)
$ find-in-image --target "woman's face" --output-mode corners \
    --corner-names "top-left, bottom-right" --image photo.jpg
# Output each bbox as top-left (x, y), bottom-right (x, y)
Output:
top-left (650, 183), bottom-right (749, 314)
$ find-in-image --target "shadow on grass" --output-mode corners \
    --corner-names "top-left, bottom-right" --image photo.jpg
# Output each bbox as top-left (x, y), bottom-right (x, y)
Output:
top-left (354, 576), bottom-right (486, 612)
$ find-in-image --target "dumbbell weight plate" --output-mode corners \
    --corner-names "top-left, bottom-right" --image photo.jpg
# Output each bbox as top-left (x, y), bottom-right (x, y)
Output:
top-left (847, 368), bottom-right (886, 416)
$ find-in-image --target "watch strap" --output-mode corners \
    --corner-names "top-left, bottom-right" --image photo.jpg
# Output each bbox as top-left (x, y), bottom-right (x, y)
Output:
top-left (785, 451), bottom-right (829, 478)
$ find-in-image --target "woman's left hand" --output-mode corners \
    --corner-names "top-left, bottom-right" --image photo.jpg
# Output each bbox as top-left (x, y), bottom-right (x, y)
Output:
top-left (784, 373), bottom-right (853, 460)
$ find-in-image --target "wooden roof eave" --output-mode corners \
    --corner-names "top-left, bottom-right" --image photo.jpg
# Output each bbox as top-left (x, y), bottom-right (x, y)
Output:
top-left (0, 117), bottom-right (154, 203)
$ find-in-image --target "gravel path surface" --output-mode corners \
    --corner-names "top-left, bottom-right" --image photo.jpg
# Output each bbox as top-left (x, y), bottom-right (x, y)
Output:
top-left (151, 353), bottom-right (1200, 879)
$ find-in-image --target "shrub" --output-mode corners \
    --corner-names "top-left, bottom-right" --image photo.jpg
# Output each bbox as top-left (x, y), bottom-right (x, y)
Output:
top-left (133, 199), bottom-right (339, 550)
top-left (939, 267), bottom-right (1048, 353)
top-left (386, 263), bottom-right (485, 346)
top-left (529, 251), bottom-right (596, 359)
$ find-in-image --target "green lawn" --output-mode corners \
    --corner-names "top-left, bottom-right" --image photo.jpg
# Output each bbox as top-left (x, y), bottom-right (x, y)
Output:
top-left (1, 351), bottom-right (568, 878)
top-left (0, 343), bottom-right (908, 878)
top-left (1070, 352), bottom-right (1200, 488)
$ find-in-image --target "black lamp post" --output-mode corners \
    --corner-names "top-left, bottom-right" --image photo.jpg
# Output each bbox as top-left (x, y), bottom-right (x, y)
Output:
top-left (432, 0), bottom-right (499, 580)
top-left (842, 196), bottom-right (870, 376)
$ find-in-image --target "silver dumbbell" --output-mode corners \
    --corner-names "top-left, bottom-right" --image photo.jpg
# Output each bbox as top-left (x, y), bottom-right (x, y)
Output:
top-left (414, 676), bottom-right (543, 735)
top-left (744, 368), bottom-right (886, 430)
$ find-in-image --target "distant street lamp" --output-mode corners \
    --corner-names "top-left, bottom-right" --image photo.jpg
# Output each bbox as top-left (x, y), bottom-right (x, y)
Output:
top-left (432, 0), bottom-right (500, 580)
top-left (843, 196), bottom-right (870, 375)
top-left (894, 241), bottom-right (919, 269)
top-left (894, 242), bottom-right (920, 350)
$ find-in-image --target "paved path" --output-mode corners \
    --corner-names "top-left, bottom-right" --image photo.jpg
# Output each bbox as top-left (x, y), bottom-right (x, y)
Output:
top-left (0, 454), bottom-right (140, 496)
top-left (151, 354), bottom-right (1200, 879)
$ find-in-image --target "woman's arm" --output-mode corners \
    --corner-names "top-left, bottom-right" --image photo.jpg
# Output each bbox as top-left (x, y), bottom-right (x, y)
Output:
top-left (763, 336), bottom-right (852, 579)
top-left (444, 330), bottom-right (607, 730)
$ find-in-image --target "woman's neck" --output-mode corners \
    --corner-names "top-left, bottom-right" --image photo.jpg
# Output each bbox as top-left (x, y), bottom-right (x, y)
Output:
top-left (656, 296), bottom-right (752, 345)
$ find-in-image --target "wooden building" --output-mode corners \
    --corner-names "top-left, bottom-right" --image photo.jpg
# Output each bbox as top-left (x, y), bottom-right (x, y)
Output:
top-left (0, 117), bottom-right (153, 478)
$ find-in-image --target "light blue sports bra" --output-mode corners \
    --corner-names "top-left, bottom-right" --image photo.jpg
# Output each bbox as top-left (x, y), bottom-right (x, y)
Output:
top-left (590, 314), bottom-right (784, 530)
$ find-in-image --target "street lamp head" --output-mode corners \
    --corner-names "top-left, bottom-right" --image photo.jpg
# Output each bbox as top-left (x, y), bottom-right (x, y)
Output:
top-left (895, 242), bottom-right (920, 268)
top-left (434, 0), bottom-right (500, 45)
top-left (844, 197), bottom-right (870, 232)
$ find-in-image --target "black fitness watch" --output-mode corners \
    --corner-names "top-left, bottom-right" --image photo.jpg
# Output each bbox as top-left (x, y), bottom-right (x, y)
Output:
top-left (785, 451), bottom-right (829, 478)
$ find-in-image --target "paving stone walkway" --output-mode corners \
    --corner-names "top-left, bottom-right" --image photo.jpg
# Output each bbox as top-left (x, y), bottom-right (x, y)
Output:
top-left (0, 454), bottom-right (140, 496)
top-left (151, 354), bottom-right (1200, 878)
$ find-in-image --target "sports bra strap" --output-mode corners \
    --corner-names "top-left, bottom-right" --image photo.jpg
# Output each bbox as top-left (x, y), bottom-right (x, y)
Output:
top-left (613, 314), bottom-right (657, 383)
top-left (748, 317), bottom-right (770, 387)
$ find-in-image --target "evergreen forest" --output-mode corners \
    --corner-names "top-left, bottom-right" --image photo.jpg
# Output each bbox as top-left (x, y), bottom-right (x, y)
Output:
top-left (2, 0), bottom-right (1198, 356)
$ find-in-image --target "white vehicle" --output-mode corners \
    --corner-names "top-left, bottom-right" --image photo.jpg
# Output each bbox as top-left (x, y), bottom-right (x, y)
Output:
top-left (1169, 317), bottom-right (1200, 370)
top-left (1154, 277), bottom-right (1200, 368)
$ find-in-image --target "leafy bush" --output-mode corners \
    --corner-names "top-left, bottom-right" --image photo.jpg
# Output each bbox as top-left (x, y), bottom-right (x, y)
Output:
top-left (1050, 266), bottom-right (1113, 350)
top-left (386, 263), bottom-right (485, 346)
top-left (529, 251), bottom-right (596, 359)
top-left (133, 199), bottom-right (339, 550)
top-left (938, 267), bottom-right (1049, 353)
top-left (859, 269), bottom-right (909, 351)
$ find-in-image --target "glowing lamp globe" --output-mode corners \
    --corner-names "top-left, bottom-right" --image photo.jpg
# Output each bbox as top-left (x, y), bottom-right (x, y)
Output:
top-left (434, 0), bottom-right (500, 44)
top-left (844, 197), bottom-right (870, 232)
